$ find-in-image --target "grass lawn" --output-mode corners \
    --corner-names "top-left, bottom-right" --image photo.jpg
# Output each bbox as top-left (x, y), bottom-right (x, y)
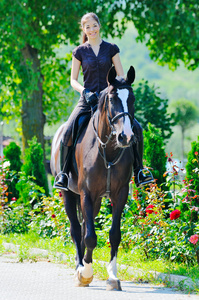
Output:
top-left (0, 231), bottom-right (199, 294)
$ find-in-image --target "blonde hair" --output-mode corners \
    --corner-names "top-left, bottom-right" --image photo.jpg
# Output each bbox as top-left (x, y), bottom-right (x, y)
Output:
top-left (81, 13), bottom-right (100, 43)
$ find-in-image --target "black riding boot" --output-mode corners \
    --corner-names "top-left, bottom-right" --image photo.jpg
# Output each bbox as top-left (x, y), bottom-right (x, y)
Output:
top-left (133, 139), bottom-right (154, 187)
top-left (54, 141), bottom-right (72, 191)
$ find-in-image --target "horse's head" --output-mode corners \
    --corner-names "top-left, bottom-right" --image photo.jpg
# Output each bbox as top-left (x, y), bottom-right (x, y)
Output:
top-left (105, 66), bottom-right (136, 148)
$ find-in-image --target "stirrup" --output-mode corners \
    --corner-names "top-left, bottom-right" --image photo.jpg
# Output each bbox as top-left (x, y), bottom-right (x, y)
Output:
top-left (53, 172), bottom-right (69, 191)
top-left (137, 168), bottom-right (154, 187)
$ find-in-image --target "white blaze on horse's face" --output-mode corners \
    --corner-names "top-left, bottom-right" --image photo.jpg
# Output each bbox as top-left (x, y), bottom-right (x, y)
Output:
top-left (117, 88), bottom-right (133, 146)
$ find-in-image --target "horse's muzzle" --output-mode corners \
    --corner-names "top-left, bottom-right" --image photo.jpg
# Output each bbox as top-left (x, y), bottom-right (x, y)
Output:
top-left (118, 132), bottom-right (134, 148)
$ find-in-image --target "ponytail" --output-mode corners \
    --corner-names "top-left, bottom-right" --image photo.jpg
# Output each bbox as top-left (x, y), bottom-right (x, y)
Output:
top-left (82, 32), bottom-right (88, 44)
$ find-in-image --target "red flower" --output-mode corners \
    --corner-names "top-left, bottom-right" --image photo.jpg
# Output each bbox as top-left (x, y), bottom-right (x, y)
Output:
top-left (107, 241), bottom-right (111, 248)
top-left (170, 209), bottom-right (181, 220)
top-left (12, 197), bottom-right (17, 201)
top-left (194, 151), bottom-right (198, 156)
top-left (189, 234), bottom-right (199, 245)
top-left (146, 204), bottom-right (157, 215)
top-left (59, 191), bottom-right (62, 197)
top-left (51, 214), bottom-right (56, 218)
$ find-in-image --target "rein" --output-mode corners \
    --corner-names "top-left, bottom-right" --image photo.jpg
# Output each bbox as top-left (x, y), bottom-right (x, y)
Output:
top-left (92, 92), bottom-right (133, 198)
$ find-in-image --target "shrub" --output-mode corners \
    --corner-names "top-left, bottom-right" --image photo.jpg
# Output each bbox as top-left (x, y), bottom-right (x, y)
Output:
top-left (21, 136), bottom-right (49, 198)
top-left (0, 158), bottom-right (9, 212)
top-left (0, 159), bottom-right (30, 234)
top-left (134, 80), bottom-right (174, 141)
top-left (29, 191), bottom-right (71, 241)
top-left (186, 136), bottom-right (199, 195)
top-left (143, 123), bottom-right (167, 186)
top-left (0, 198), bottom-right (31, 234)
top-left (16, 173), bottom-right (46, 206)
top-left (120, 181), bottom-right (199, 265)
top-left (3, 142), bottom-right (22, 201)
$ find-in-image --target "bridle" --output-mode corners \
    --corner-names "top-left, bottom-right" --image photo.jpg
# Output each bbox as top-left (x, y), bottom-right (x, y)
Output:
top-left (92, 86), bottom-right (134, 197)
top-left (93, 86), bottom-right (134, 148)
top-left (106, 96), bottom-right (133, 132)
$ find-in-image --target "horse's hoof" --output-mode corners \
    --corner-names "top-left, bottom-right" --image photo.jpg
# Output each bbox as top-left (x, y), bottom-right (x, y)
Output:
top-left (78, 271), bottom-right (93, 286)
top-left (106, 279), bottom-right (122, 291)
top-left (74, 271), bottom-right (93, 287)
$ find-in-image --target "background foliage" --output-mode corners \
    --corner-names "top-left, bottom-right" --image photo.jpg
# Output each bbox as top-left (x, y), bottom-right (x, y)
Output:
top-left (0, 0), bottom-right (198, 156)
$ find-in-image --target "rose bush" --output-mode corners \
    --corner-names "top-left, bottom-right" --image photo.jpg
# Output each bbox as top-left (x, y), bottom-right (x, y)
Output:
top-left (28, 192), bottom-right (71, 240)
top-left (0, 158), bottom-right (9, 217)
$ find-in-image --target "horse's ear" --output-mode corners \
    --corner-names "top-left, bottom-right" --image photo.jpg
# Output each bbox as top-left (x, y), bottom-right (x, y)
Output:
top-left (107, 66), bottom-right (117, 85)
top-left (126, 66), bottom-right (135, 85)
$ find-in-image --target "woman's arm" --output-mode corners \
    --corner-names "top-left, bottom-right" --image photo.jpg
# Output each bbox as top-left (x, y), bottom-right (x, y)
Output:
top-left (70, 56), bottom-right (84, 94)
top-left (112, 53), bottom-right (125, 78)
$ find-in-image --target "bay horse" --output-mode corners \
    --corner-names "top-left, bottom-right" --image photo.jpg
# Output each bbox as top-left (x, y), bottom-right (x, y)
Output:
top-left (50, 66), bottom-right (136, 290)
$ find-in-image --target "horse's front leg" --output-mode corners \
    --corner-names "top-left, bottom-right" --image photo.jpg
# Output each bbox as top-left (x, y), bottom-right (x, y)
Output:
top-left (106, 187), bottom-right (129, 291)
top-left (62, 191), bottom-right (83, 270)
top-left (75, 191), bottom-right (97, 287)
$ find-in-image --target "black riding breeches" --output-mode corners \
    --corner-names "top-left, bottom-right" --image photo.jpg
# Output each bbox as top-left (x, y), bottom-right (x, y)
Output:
top-left (62, 96), bottom-right (90, 145)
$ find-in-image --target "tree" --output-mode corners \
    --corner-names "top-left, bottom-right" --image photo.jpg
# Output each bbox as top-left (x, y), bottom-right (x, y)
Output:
top-left (170, 99), bottom-right (198, 166)
top-left (134, 80), bottom-right (174, 141)
top-left (103, 0), bottom-right (199, 70)
top-left (0, 0), bottom-right (198, 154)
top-left (0, 0), bottom-right (94, 151)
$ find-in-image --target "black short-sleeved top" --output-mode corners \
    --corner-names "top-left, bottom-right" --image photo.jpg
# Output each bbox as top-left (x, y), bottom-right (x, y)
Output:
top-left (72, 40), bottom-right (120, 94)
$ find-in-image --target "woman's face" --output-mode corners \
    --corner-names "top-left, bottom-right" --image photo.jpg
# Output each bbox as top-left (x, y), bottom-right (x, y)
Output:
top-left (83, 17), bottom-right (100, 40)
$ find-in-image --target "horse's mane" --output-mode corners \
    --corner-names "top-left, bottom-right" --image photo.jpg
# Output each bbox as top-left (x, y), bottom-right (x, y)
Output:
top-left (98, 77), bottom-right (131, 113)
top-left (98, 89), bottom-right (107, 112)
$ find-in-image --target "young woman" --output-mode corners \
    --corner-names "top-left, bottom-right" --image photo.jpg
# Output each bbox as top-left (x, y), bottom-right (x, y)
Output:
top-left (54, 12), bottom-right (153, 190)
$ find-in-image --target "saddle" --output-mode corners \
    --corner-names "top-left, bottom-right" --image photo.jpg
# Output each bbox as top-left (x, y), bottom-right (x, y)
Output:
top-left (72, 111), bottom-right (91, 147)
top-left (70, 111), bottom-right (91, 176)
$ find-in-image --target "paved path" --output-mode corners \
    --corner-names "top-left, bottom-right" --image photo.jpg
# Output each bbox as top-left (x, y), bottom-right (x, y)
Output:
top-left (0, 255), bottom-right (198, 300)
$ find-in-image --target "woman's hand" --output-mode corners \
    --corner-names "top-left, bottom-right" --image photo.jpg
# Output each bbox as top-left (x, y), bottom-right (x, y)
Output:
top-left (83, 89), bottom-right (99, 107)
